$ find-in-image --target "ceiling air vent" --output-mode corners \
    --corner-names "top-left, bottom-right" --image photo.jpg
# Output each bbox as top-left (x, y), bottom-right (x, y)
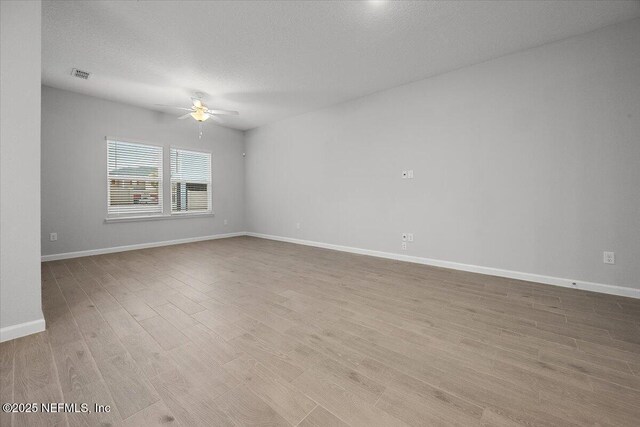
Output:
top-left (71, 68), bottom-right (91, 80)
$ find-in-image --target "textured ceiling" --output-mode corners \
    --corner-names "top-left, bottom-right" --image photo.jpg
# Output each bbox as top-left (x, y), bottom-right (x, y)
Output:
top-left (42, 1), bottom-right (640, 130)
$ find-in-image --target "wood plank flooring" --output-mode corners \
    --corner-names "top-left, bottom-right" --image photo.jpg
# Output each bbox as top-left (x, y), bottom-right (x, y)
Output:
top-left (1, 236), bottom-right (639, 426)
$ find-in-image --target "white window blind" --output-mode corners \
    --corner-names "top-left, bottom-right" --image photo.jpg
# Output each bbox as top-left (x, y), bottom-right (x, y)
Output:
top-left (171, 148), bottom-right (212, 214)
top-left (107, 140), bottom-right (163, 217)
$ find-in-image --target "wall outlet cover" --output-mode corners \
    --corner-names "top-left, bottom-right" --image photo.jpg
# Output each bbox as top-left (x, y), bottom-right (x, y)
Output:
top-left (407, 233), bottom-right (414, 242)
top-left (603, 251), bottom-right (615, 264)
top-left (401, 242), bottom-right (407, 250)
top-left (49, 232), bottom-right (57, 242)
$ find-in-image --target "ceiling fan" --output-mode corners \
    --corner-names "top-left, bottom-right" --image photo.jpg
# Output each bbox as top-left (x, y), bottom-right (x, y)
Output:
top-left (156, 95), bottom-right (238, 137)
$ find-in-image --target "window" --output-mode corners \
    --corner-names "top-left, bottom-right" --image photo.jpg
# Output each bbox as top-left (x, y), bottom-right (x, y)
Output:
top-left (171, 148), bottom-right (212, 214)
top-left (107, 140), bottom-right (163, 217)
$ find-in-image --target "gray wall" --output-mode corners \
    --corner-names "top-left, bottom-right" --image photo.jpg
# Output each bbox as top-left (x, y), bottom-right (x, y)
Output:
top-left (1, 1), bottom-right (43, 334)
top-left (245, 19), bottom-right (640, 290)
top-left (41, 86), bottom-right (245, 256)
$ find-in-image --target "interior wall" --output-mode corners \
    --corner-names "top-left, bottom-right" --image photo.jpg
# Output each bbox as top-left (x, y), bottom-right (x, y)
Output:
top-left (41, 86), bottom-right (245, 256)
top-left (245, 19), bottom-right (640, 291)
top-left (1, 1), bottom-right (44, 338)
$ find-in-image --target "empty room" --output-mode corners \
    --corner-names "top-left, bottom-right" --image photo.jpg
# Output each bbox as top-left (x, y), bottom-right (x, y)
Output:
top-left (1, 0), bottom-right (640, 426)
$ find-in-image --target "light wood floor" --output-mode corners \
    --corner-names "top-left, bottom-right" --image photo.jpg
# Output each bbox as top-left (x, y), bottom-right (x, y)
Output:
top-left (1, 236), bottom-right (639, 426)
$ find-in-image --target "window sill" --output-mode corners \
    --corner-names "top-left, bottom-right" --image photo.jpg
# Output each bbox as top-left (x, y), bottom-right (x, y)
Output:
top-left (104, 212), bottom-right (214, 223)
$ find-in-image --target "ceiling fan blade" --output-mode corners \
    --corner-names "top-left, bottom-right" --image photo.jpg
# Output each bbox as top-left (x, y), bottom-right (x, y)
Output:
top-left (205, 114), bottom-right (223, 123)
top-left (207, 109), bottom-right (239, 115)
top-left (178, 113), bottom-right (192, 120)
top-left (191, 98), bottom-right (203, 108)
top-left (155, 104), bottom-right (193, 111)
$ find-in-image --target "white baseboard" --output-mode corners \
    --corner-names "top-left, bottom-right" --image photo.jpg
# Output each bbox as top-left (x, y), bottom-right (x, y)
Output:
top-left (247, 232), bottom-right (640, 299)
top-left (41, 232), bottom-right (246, 262)
top-left (40, 230), bottom-right (639, 299)
top-left (0, 317), bottom-right (46, 343)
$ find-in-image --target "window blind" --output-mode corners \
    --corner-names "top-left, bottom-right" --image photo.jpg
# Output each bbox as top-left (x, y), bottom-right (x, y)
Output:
top-left (107, 140), bottom-right (163, 217)
top-left (171, 148), bottom-right (212, 214)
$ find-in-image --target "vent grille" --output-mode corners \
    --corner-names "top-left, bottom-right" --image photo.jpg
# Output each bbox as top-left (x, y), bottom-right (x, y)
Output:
top-left (71, 68), bottom-right (91, 80)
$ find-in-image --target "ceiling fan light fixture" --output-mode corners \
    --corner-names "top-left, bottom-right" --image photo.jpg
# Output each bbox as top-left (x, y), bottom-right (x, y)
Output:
top-left (190, 110), bottom-right (209, 121)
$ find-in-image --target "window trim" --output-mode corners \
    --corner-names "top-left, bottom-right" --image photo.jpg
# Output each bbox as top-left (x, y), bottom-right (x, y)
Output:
top-left (106, 136), bottom-right (164, 219)
top-left (170, 146), bottom-right (213, 216)
top-left (104, 212), bottom-right (214, 223)
top-left (104, 137), bottom-right (216, 222)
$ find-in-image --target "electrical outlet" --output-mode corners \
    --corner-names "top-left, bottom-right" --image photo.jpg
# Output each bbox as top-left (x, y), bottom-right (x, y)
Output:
top-left (407, 233), bottom-right (414, 242)
top-left (49, 232), bottom-right (57, 242)
top-left (603, 251), bottom-right (615, 264)
top-left (401, 233), bottom-right (408, 242)
top-left (407, 170), bottom-right (414, 179)
top-left (223, 219), bottom-right (228, 226)
top-left (401, 242), bottom-right (407, 250)
top-left (401, 170), bottom-right (408, 179)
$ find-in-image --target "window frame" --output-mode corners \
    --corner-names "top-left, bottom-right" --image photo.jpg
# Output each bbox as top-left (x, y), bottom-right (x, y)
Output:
top-left (170, 146), bottom-right (213, 216)
top-left (105, 137), bottom-right (164, 219)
